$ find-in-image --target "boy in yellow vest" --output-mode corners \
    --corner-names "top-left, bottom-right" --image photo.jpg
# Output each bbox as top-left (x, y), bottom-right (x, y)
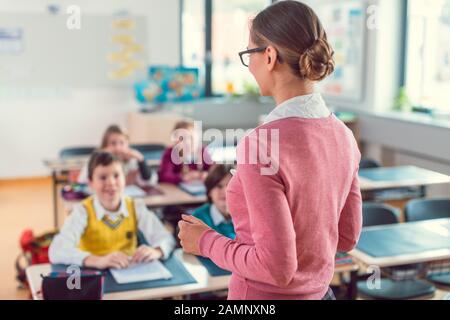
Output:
top-left (49, 151), bottom-right (175, 269)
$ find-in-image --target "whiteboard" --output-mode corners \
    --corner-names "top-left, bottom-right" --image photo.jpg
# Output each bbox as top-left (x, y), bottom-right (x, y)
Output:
top-left (314, 0), bottom-right (368, 102)
top-left (0, 13), bottom-right (148, 87)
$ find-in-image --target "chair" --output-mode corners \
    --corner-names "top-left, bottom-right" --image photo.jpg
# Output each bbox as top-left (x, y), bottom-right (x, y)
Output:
top-left (404, 199), bottom-right (450, 288)
top-left (59, 146), bottom-right (96, 159)
top-left (404, 198), bottom-right (450, 222)
top-left (130, 143), bottom-right (165, 161)
top-left (357, 202), bottom-right (436, 300)
top-left (362, 202), bottom-right (399, 227)
top-left (360, 158), bottom-right (381, 169)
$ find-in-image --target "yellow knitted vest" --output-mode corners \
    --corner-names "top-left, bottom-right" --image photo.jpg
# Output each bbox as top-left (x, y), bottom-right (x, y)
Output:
top-left (78, 196), bottom-right (138, 256)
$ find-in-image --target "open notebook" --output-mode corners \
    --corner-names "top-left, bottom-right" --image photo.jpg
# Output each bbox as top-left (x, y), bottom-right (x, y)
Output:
top-left (110, 260), bottom-right (173, 284)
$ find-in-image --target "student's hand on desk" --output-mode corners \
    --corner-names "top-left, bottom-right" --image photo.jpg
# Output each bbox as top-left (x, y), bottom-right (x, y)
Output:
top-left (84, 252), bottom-right (130, 270)
top-left (178, 214), bottom-right (212, 256)
top-left (130, 246), bottom-right (163, 264)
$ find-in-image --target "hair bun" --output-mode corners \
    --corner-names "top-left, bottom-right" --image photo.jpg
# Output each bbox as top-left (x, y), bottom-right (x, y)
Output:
top-left (299, 38), bottom-right (335, 81)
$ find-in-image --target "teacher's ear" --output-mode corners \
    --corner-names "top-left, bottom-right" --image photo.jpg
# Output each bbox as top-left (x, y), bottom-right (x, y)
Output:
top-left (265, 45), bottom-right (278, 72)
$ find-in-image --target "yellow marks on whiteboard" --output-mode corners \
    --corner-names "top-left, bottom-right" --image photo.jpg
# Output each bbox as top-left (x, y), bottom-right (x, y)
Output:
top-left (108, 17), bottom-right (144, 80)
top-left (112, 34), bottom-right (135, 46)
top-left (112, 19), bottom-right (136, 30)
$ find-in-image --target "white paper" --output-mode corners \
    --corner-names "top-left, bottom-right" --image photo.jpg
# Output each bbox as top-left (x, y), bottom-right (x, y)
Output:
top-left (110, 260), bottom-right (172, 284)
top-left (124, 185), bottom-right (147, 197)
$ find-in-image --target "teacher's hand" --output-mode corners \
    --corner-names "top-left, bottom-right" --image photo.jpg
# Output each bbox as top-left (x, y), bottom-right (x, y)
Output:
top-left (178, 214), bottom-right (212, 256)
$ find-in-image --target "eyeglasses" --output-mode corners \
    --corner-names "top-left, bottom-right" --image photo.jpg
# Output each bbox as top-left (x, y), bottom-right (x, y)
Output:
top-left (238, 47), bottom-right (267, 67)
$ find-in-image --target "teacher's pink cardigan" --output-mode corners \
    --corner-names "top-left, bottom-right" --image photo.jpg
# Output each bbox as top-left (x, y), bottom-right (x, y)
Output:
top-left (199, 94), bottom-right (362, 300)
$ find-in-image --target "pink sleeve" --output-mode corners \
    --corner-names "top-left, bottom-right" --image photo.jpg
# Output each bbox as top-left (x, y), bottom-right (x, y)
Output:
top-left (337, 170), bottom-right (363, 252)
top-left (199, 148), bottom-right (297, 288)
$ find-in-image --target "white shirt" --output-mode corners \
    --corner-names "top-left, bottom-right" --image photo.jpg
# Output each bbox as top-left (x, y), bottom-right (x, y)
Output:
top-left (263, 92), bottom-right (331, 125)
top-left (49, 196), bottom-right (175, 266)
top-left (210, 204), bottom-right (227, 226)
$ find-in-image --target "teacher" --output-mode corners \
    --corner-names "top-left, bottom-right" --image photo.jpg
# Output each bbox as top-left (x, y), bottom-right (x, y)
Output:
top-left (178, 1), bottom-right (362, 300)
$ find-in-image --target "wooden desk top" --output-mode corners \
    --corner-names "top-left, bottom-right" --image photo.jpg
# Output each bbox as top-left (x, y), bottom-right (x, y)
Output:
top-left (62, 183), bottom-right (207, 212)
top-left (144, 183), bottom-right (207, 207)
top-left (350, 218), bottom-right (450, 268)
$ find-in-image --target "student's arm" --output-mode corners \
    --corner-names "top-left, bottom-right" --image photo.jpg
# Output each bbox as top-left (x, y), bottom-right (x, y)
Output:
top-left (199, 161), bottom-right (298, 288)
top-left (137, 160), bottom-right (151, 180)
top-left (157, 149), bottom-right (183, 184)
top-left (337, 169), bottom-right (363, 252)
top-left (135, 200), bottom-right (176, 259)
top-left (48, 206), bottom-right (90, 266)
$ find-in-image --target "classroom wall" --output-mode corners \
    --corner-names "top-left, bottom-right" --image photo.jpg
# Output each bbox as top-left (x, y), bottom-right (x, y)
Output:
top-left (0, 0), bottom-right (180, 179)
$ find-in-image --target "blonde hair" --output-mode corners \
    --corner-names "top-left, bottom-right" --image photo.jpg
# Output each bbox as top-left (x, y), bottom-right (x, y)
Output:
top-left (100, 125), bottom-right (128, 149)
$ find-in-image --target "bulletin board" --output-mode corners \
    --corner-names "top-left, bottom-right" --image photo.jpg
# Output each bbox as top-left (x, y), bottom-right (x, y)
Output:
top-left (0, 12), bottom-right (148, 87)
top-left (314, 0), bottom-right (368, 102)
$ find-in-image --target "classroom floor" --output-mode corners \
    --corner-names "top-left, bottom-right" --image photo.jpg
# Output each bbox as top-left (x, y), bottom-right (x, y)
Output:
top-left (0, 177), bottom-right (53, 300)
top-left (0, 178), bottom-right (448, 300)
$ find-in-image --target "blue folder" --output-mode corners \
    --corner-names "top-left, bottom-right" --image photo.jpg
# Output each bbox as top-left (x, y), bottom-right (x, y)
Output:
top-left (52, 254), bottom-right (196, 294)
top-left (196, 256), bottom-right (231, 277)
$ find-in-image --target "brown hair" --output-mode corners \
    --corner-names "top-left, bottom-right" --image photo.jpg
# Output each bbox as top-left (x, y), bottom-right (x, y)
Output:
top-left (100, 125), bottom-right (128, 149)
top-left (173, 120), bottom-right (194, 132)
top-left (205, 164), bottom-right (233, 203)
top-left (251, 1), bottom-right (335, 81)
top-left (87, 151), bottom-right (122, 181)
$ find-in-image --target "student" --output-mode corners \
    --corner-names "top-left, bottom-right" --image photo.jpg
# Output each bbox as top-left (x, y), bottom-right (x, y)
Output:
top-left (158, 120), bottom-right (213, 185)
top-left (192, 165), bottom-right (235, 239)
top-left (179, 1), bottom-right (362, 300)
top-left (78, 125), bottom-right (152, 186)
top-left (50, 151), bottom-right (175, 269)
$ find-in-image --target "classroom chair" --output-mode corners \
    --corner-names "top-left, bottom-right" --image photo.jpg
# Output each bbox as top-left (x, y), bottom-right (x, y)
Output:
top-left (59, 146), bottom-right (96, 159)
top-left (357, 202), bottom-right (436, 300)
top-left (404, 198), bottom-right (450, 288)
top-left (359, 158), bottom-right (381, 169)
top-left (404, 198), bottom-right (450, 222)
top-left (130, 143), bottom-right (165, 162)
top-left (362, 202), bottom-right (400, 227)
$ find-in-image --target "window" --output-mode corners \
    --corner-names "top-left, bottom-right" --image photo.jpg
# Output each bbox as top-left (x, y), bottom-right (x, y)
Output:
top-left (405, 0), bottom-right (450, 111)
top-left (181, 0), bottom-right (274, 97)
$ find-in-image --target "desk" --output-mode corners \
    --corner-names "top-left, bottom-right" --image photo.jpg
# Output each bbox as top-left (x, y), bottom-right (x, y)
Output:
top-left (26, 249), bottom-right (230, 300)
top-left (350, 218), bottom-right (450, 268)
top-left (358, 166), bottom-right (450, 192)
top-left (61, 183), bottom-right (207, 215)
top-left (27, 249), bottom-right (359, 300)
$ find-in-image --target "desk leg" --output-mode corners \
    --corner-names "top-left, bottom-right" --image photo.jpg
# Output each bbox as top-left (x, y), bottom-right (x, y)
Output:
top-left (348, 270), bottom-right (358, 300)
top-left (419, 185), bottom-right (427, 198)
top-left (52, 171), bottom-right (58, 229)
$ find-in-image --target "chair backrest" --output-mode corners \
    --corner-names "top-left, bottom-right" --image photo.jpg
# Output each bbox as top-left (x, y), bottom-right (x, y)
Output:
top-left (130, 144), bottom-right (166, 161)
top-left (360, 158), bottom-right (381, 169)
top-left (362, 202), bottom-right (400, 227)
top-left (59, 147), bottom-right (96, 159)
top-left (404, 199), bottom-right (450, 222)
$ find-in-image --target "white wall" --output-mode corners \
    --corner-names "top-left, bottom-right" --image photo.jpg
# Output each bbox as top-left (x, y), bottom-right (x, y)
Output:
top-left (0, 0), bottom-right (180, 179)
